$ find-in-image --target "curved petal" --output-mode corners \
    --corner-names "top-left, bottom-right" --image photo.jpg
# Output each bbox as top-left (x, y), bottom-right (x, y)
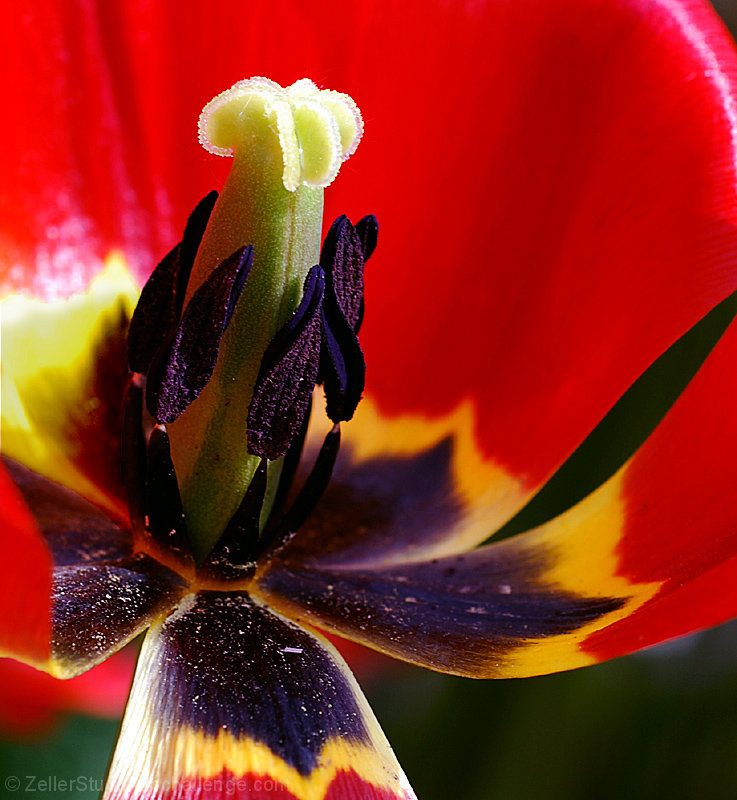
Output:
top-left (253, 545), bottom-right (623, 678)
top-left (103, 592), bottom-right (415, 800)
top-left (1, 259), bottom-right (138, 518)
top-left (257, 309), bottom-right (737, 677)
top-left (4, 0), bottom-right (737, 546)
top-left (5, 458), bottom-right (185, 678)
top-left (0, 463), bottom-right (51, 665)
top-left (505, 305), bottom-right (737, 671)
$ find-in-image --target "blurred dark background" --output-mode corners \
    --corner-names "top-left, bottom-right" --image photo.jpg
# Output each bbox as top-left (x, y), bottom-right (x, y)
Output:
top-left (2, 2), bottom-right (737, 798)
top-left (713, 0), bottom-right (737, 34)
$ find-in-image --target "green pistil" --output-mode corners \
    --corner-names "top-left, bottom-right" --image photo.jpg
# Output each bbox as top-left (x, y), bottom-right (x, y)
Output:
top-left (167, 77), bottom-right (363, 560)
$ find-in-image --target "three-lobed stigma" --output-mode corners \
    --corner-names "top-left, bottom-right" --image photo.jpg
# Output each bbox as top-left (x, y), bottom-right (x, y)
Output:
top-left (198, 77), bottom-right (363, 191)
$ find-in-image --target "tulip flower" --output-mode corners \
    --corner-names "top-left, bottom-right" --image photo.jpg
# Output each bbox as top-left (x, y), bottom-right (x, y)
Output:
top-left (4, 0), bottom-right (737, 798)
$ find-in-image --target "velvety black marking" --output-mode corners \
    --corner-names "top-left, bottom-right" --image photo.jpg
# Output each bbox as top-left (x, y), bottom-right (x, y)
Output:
top-left (259, 547), bottom-right (624, 677)
top-left (200, 461), bottom-right (267, 580)
top-left (3, 457), bottom-right (131, 566)
top-left (147, 245), bottom-right (254, 423)
top-left (320, 215), bottom-right (365, 330)
top-left (145, 426), bottom-right (191, 562)
top-left (152, 592), bottom-right (369, 774)
top-left (127, 192), bottom-right (218, 375)
top-left (280, 439), bottom-right (462, 568)
top-left (52, 555), bottom-right (184, 673)
top-left (262, 425), bottom-right (342, 558)
top-left (355, 214), bottom-right (378, 262)
top-left (71, 302), bottom-right (131, 510)
top-left (248, 266), bottom-right (325, 460)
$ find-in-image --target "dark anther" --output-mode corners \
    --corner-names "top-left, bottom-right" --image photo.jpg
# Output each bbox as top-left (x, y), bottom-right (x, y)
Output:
top-left (120, 380), bottom-right (192, 569)
top-left (320, 215), bottom-right (365, 330)
top-left (144, 426), bottom-right (191, 561)
top-left (320, 306), bottom-right (365, 423)
top-left (126, 244), bottom-right (182, 374)
top-left (353, 214), bottom-right (378, 331)
top-left (318, 214), bottom-right (378, 423)
top-left (355, 214), bottom-right (379, 263)
top-left (269, 400), bottom-right (312, 519)
top-left (200, 460), bottom-right (268, 580)
top-left (179, 190), bottom-right (219, 287)
top-left (259, 424), bottom-right (342, 557)
top-left (147, 245), bottom-right (254, 423)
top-left (247, 266), bottom-right (325, 460)
top-left (126, 191), bottom-right (218, 374)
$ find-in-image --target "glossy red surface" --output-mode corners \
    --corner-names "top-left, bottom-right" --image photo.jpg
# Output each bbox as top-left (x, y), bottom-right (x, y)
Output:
top-left (0, 465), bottom-right (51, 663)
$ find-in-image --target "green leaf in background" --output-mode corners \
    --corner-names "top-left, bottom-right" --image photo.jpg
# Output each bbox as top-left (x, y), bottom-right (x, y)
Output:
top-left (0, 715), bottom-right (119, 799)
top-left (371, 619), bottom-right (737, 800)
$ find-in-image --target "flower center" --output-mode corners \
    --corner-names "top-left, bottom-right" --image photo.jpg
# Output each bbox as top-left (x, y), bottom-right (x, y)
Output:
top-left (122, 78), bottom-right (376, 577)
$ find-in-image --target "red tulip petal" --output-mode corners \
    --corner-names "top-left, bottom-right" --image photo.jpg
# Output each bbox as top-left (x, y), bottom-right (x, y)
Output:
top-left (0, 463), bottom-right (51, 665)
top-left (57, 646), bottom-right (137, 717)
top-left (0, 648), bottom-right (135, 734)
top-left (1, 261), bottom-right (138, 519)
top-left (103, 592), bottom-right (415, 800)
top-left (5, 458), bottom-right (185, 678)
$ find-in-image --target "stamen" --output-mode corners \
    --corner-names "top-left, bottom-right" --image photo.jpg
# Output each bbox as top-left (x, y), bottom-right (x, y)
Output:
top-left (259, 424), bottom-right (342, 557)
top-left (320, 216), bottom-right (366, 330)
top-left (126, 244), bottom-right (182, 374)
top-left (199, 461), bottom-right (268, 582)
top-left (317, 215), bottom-right (380, 423)
top-left (269, 400), bottom-right (312, 519)
top-left (355, 214), bottom-right (379, 263)
top-left (320, 309), bottom-right (365, 423)
top-left (145, 426), bottom-right (191, 563)
top-left (178, 190), bottom-right (219, 285)
top-left (126, 192), bottom-right (218, 374)
top-left (147, 246), bottom-right (254, 423)
top-left (120, 378), bottom-right (193, 574)
top-left (247, 266), bottom-right (325, 461)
